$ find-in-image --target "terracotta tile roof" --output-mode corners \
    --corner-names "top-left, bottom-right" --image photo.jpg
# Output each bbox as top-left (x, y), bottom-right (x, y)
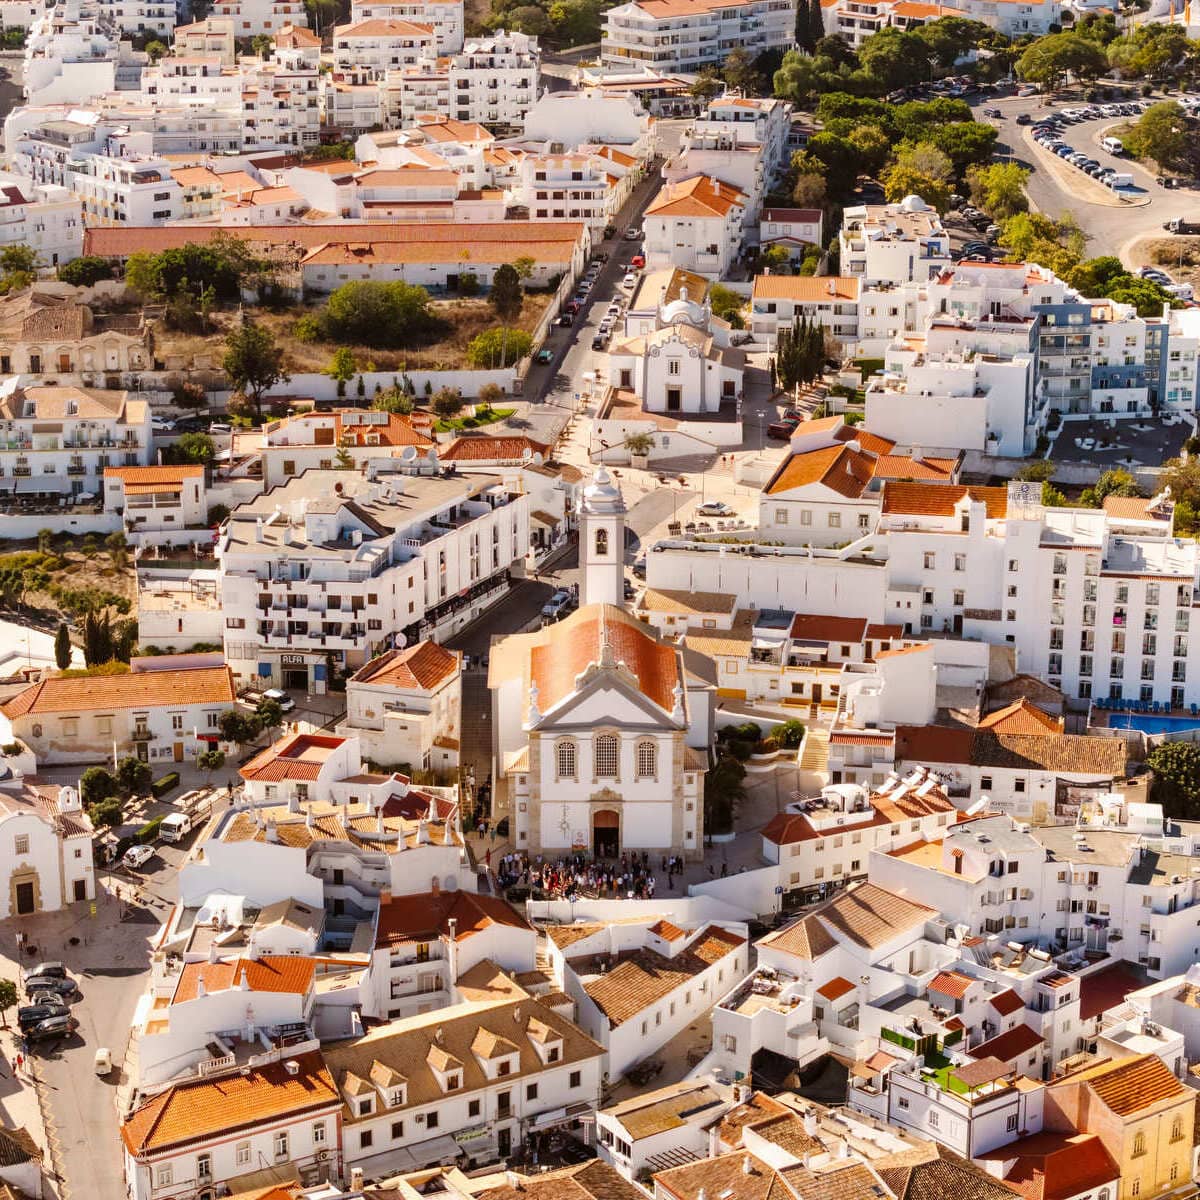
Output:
top-left (976, 1133), bottom-right (1118, 1200)
top-left (874, 454), bottom-right (958, 483)
top-left (882, 482), bottom-right (1009, 519)
top-left (655, 1150), bottom-right (780, 1200)
top-left (759, 913), bottom-right (836, 960)
top-left (121, 1051), bottom-right (339, 1155)
top-left (895, 724), bottom-right (975, 766)
top-left (816, 882), bottom-right (937, 949)
top-left (352, 641), bottom-right (458, 692)
top-left (606, 1080), bottom-right (725, 1141)
top-left (302, 237), bottom-right (578, 267)
top-left (865, 1050), bottom-right (899, 1072)
top-left (334, 17), bottom-right (435, 36)
top-left (989, 988), bottom-right (1025, 1017)
top-left (323, 984), bottom-right (602, 1119)
top-left (761, 207), bottom-right (822, 223)
top-left (648, 919), bottom-right (687, 942)
top-left (478, 1161), bottom-right (647, 1200)
top-left (174, 955), bottom-right (316, 1003)
top-left (779, 1160), bottom-right (892, 1200)
top-left (761, 811), bottom-right (819, 846)
top-left (2, 663), bottom-right (235, 718)
top-left (971, 731), bottom-right (1127, 776)
top-left (84, 221), bottom-right (579, 260)
top-left (1067, 1052), bottom-right (1189, 1116)
top-left (968, 1023), bottom-right (1043, 1065)
top-left (374, 890), bottom-right (532, 948)
top-left (788, 613), bottom-right (869, 643)
top-left (269, 409), bottom-right (432, 449)
top-left (583, 926), bottom-right (744, 1027)
top-left (240, 732), bottom-right (345, 782)
top-left (441, 435), bottom-right (548, 462)
top-left (546, 923), bottom-right (606, 950)
top-left (105, 465), bottom-right (204, 484)
top-left (765, 443), bottom-right (875, 499)
top-left (753, 275), bottom-right (860, 302)
top-left (978, 700), bottom-right (1063, 735)
top-left (646, 174), bottom-right (745, 219)
top-left (717, 1091), bottom-right (789, 1147)
top-left (816, 975), bottom-right (856, 1001)
top-left (928, 970), bottom-right (974, 1000)
top-left (529, 603), bottom-right (680, 714)
top-left (877, 1143), bottom-right (1024, 1200)
top-left (829, 731), bottom-right (896, 747)
top-left (1102, 495), bottom-right (1160, 520)
top-left (640, 587), bottom-right (738, 616)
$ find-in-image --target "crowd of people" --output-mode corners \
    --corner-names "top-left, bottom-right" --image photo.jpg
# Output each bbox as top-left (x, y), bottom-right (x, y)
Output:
top-left (492, 851), bottom-right (700, 899)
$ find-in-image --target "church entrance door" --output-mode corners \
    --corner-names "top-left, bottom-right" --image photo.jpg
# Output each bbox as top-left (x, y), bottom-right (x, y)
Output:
top-left (593, 809), bottom-right (619, 858)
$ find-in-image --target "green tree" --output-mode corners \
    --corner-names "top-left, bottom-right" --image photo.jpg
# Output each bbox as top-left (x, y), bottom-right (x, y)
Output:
top-left (805, 132), bottom-right (860, 198)
top-left (690, 67), bottom-right (722, 101)
top-left (847, 123), bottom-right (892, 177)
top-left (924, 121), bottom-right (999, 173)
top-left (771, 718), bottom-right (806, 748)
top-left (373, 388), bottom-right (414, 414)
top-left (116, 755), bottom-right (152, 797)
top-left (624, 431), bottom-right (653, 457)
top-left (322, 280), bottom-right (434, 347)
top-left (792, 159), bottom-right (828, 209)
top-left (858, 27), bottom-right (933, 92)
top-left (81, 765), bottom-right (118, 807)
top-left (998, 212), bottom-right (1086, 275)
top-left (54, 621), bottom-right (71, 670)
top-left (806, 0), bottom-right (824, 50)
top-left (250, 33), bottom-right (273, 55)
top-left (914, 15), bottom-right (994, 69)
top-left (36, 528), bottom-right (53, 555)
top-left (177, 431), bottom-right (216, 464)
top-left (1146, 741), bottom-right (1200, 818)
top-left (88, 796), bottom-right (123, 828)
top-left (724, 46), bottom-right (760, 94)
top-left (795, 0), bottom-right (815, 50)
top-left (82, 608), bottom-right (114, 666)
top-left (1015, 31), bottom-right (1107, 88)
top-left (145, 38), bottom-right (168, 60)
top-left (489, 263), bottom-right (524, 367)
top-left (1164, 455), bottom-right (1200, 535)
top-left (0, 978), bottom-right (16, 1027)
top-left (710, 284), bottom-right (746, 324)
top-left (1017, 460), bottom-right (1057, 482)
top-left (966, 161), bottom-right (1030, 218)
top-left (892, 142), bottom-right (955, 184)
top-left (257, 697), bottom-right (285, 734)
top-left (1104, 275), bottom-right (1180, 317)
top-left (326, 346), bottom-right (357, 398)
top-left (223, 320), bottom-right (288, 421)
top-left (467, 328), bottom-right (532, 368)
top-left (1068, 255), bottom-right (1129, 294)
top-left (217, 708), bottom-right (263, 745)
top-left (198, 747), bottom-right (226, 785)
top-left (58, 256), bottom-right (114, 286)
top-left (1123, 101), bottom-right (1196, 173)
top-left (882, 164), bottom-right (952, 211)
top-left (704, 755), bottom-right (746, 836)
top-left (1079, 468), bottom-right (1142, 508)
top-left (431, 389), bottom-right (466, 420)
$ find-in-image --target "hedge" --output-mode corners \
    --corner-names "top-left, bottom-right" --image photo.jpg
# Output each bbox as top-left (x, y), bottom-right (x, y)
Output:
top-left (151, 772), bottom-right (180, 798)
top-left (135, 815), bottom-right (165, 844)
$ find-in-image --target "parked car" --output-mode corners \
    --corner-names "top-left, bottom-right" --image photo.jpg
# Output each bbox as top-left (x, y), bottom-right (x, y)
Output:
top-left (767, 417), bottom-right (800, 440)
top-left (22, 962), bottom-right (66, 983)
top-left (208, 423), bottom-right (232, 436)
top-left (262, 687), bottom-right (296, 712)
top-left (983, 107), bottom-right (1002, 118)
top-left (621, 272), bottom-right (636, 288)
top-left (18, 1000), bottom-right (69, 1028)
top-left (541, 590), bottom-right (573, 619)
top-left (160, 813), bottom-right (193, 843)
top-left (631, 254), bottom-right (646, 269)
top-left (624, 226), bottom-right (642, 240)
top-left (25, 1015), bottom-right (78, 1041)
top-left (697, 500), bottom-right (734, 517)
top-left (23, 975), bottom-right (77, 999)
top-left (556, 313), bottom-right (574, 328)
top-left (535, 348), bottom-right (554, 364)
top-left (591, 334), bottom-right (607, 351)
top-left (94, 1047), bottom-right (114, 1076)
top-left (123, 844), bottom-right (155, 869)
top-left (1016, 113), bottom-right (1033, 124)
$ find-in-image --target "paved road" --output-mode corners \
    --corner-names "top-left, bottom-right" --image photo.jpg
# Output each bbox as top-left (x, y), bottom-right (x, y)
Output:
top-left (972, 90), bottom-right (1200, 264)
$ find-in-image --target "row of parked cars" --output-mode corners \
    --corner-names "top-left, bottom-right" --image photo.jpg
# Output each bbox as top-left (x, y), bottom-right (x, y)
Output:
top-left (1031, 119), bottom-right (1133, 189)
top-left (19, 961), bottom-right (80, 1043)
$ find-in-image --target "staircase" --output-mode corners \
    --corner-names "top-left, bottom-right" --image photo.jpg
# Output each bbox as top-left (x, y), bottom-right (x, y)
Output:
top-left (796, 724), bottom-right (835, 792)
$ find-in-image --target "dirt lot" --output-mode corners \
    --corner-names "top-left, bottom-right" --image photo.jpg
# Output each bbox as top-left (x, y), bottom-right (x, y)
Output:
top-left (0, 536), bottom-right (135, 629)
top-left (1135, 236), bottom-right (1200, 289)
top-left (158, 293), bottom-right (552, 374)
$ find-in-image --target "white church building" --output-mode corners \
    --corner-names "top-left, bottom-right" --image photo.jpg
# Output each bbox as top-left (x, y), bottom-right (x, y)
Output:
top-left (487, 468), bottom-right (713, 859)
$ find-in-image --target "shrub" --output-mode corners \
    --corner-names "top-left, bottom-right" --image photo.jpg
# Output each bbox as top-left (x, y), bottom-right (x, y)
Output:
top-left (771, 719), bottom-right (806, 749)
top-left (293, 313), bottom-right (322, 342)
top-left (719, 720), bottom-right (762, 742)
top-left (756, 737), bottom-right (780, 754)
top-left (88, 796), bottom-right (123, 828)
top-left (725, 739), bottom-right (754, 762)
top-left (151, 771), bottom-right (180, 798)
top-left (853, 357), bottom-right (884, 376)
top-left (1, 742), bottom-right (19, 756)
top-left (135, 815), bottom-right (165, 843)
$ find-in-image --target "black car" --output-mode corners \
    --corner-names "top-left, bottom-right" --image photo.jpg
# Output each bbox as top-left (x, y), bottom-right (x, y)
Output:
top-left (18, 1000), bottom-right (69, 1028)
top-left (23, 975), bottom-right (76, 998)
top-left (591, 335), bottom-right (606, 351)
top-left (557, 313), bottom-right (574, 327)
top-left (1016, 113), bottom-right (1033, 125)
top-left (21, 962), bottom-right (66, 983)
top-left (25, 1015), bottom-right (78, 1041)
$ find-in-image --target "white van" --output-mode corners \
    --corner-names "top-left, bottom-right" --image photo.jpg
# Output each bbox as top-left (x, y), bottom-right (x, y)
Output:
top-left (1102, 136), bottom-right (1124, 155)
top-left (1107, 173), bottom-right (1133, 189)
top-left (160, 812), bottom-right (192, 843)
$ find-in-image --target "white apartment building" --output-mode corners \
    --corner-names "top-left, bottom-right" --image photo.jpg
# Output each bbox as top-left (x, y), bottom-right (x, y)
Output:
top-left (23, 0), bottom-right (143, 107)
top-left (1, 656), bottom-right (237, 765)
top-left (516, 153), bottom-right (621, 233)
top-left (750, 275), bottom-right (861, 348)
top-left (206, 0), bottom-right (308, 36)
top-left (70, 154), bottom-right (182, 224)
top-left (824, 0), bottom-right (1060, 42)
top-left (644, 173), bottom-right (746, 279)
top-left (351, 0), bottom-right (464, 52)
top-left (545, 917), bottom-right (749, 1077)
top-left (365, 888), bottom-right (535, 1019)
top-left (602, 0), bottom-right (794, 74)
top-left (98, 0), bottom-right (177, 35)
top-left (664, 131), bottom-right (767, 227)
top-left (699, 95), bottom-right (793, 183)
top-left (840, 196), bottom-right (952, 285)
top-left (0, 171), bottom-right (82, 266)
top-left (104, 465), bottom-right (207, 538)
top-left (218, 469), bottom-right (530, 693)
top-left (120, 1051), bottom-right (344, 1200)
top-left (332, 17), bottom-right (437, 78)
top-left (336, 641), bottom-right (461, 775)
top-left (324, 965), bottom-right (604, 1175)
top-left (0, 381), bottom-right (151, 499)
top-left (172, 17), bottom-right (237, 64)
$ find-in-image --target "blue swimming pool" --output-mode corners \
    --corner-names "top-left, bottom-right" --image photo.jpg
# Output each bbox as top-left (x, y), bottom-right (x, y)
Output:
top-left (1107, 713), bottom-right (1200, 735)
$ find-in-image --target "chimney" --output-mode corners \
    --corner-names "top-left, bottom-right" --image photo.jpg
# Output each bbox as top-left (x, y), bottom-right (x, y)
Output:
top-left (430, 875), bottom-right (440, 895)
top-left (265, 818), bottom-right (279, 843)
top-left (380, 888), bottom-right (392, 905)
top-left (435, 1026), bottom-right (444, 1044)
top-left (239, 967), bottom-right (250, 991)
top-left (803, 1109), bottom-right (817, 1136)
top-left (350, 1168), bottom-right (364, 1193)
top-left (196, 972), bottom-right (207, 998)
top-left (743, 1157), bottom-right (754, 1176)
top-left (285, 1058), bottom-right (299, 1075)
top-left (255, 518), bottom-right (264, 542)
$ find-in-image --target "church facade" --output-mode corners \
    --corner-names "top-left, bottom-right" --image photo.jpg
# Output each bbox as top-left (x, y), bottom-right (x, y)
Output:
top-left (487, 469), bottom-right (712, 860)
